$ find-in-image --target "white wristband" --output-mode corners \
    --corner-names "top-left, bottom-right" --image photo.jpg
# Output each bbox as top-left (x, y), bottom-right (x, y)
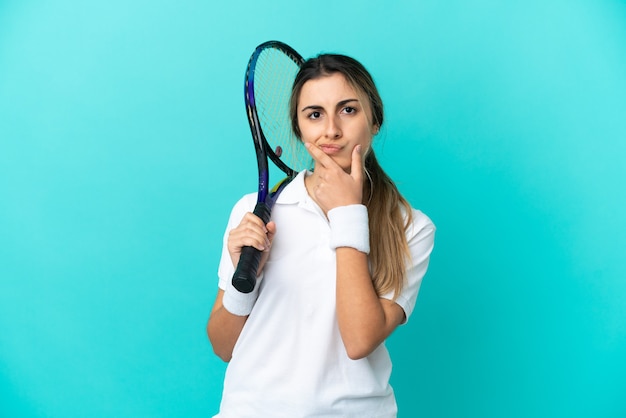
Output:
top-left (327, 204), bottom-right (370, 254)
top-left (222, 272), bottom-right (263, 316)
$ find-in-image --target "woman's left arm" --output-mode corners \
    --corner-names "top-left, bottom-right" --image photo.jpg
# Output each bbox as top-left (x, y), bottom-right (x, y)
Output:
top-left (304, 143), bottom-right (407, 359)
top-left (335, 248), bottom-right (405, 360)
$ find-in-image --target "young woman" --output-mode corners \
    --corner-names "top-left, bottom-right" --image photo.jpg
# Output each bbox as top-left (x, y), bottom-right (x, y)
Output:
top-left (208, 53), bottom-right (435, 417)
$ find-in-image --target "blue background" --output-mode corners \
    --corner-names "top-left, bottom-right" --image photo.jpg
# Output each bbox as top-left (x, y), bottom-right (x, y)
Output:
top-left (1, 1), bottom-right (625, 417)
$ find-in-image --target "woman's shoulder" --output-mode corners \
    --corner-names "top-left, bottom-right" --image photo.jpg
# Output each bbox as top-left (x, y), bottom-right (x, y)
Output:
top-left (403, 206), bottom-right (436, 236)
top-left (400, 206), bottom-right (435, 229)
top-left (225, 192), bottom-right (258, 224)
top-left (233, 191), bottom-right (258, 210)
top-left (410, 207), bottom-right (435, 226)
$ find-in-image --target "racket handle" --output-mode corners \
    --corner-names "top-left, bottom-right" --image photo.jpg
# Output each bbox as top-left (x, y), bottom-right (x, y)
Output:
top-left (231, 202), bottom-right (271, 293)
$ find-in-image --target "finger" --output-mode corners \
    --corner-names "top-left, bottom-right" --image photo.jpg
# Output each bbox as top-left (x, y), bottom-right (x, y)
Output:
top-left (229, 222), bottom-right (270, 251)
top-left (265, 221), bottom-right (277, 242)
top-left (229, 231), bottom-right (268, 252)
top-left (259, 221), bottom-right (276, 252)
top-left (241, 212), bottom-right (268, 232)
top-left (350, 144), bottom-right (364, 181)
top-left (305, 142), bottom-right (339, 170)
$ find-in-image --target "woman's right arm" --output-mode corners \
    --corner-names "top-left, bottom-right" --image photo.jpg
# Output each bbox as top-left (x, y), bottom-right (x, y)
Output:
top-left (207, 213), bottom-right (276, 362)
top-left (207, 290), bottom-right (248, 362)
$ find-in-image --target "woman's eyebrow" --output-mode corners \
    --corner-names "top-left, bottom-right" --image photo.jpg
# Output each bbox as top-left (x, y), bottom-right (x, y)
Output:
top-left (301, 99), bottom-right (359, 113)
top-left (337, 99), bottom-right (359, 107)
top-left (300, 104), bottom-right (323, 112)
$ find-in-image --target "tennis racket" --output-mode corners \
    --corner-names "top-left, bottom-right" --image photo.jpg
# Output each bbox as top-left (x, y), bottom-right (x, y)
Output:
top-left (232, 40), bottom-right (309, 293)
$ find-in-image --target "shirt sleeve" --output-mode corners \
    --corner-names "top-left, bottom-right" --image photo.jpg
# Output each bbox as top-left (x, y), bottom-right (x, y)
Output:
top-left (217, 193), bottom-right (258, 291)
top-left (380, 209), bottom-right (436, 323)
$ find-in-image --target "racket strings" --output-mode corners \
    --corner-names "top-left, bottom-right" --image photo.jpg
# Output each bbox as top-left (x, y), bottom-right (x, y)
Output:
top-left (254, 48), bottom-right (311, 173)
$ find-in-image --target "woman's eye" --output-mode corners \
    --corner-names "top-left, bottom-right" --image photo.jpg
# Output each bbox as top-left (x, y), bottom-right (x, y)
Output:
top-left (343, 106), bottom-right (356, 114)
top-left (308, 111), bottom-right (321, 119)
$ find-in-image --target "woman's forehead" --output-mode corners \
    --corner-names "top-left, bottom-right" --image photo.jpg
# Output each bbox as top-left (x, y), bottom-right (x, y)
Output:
top-left (298, 73), bottom-right (366, 105)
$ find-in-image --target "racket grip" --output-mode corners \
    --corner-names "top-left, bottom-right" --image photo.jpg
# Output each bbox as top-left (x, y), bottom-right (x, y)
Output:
top-left (231, 202), bottom-right (272, 293)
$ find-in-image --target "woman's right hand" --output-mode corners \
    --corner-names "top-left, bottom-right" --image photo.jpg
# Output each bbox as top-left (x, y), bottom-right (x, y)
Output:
top-left (227, 213), bottom-right (276, 275)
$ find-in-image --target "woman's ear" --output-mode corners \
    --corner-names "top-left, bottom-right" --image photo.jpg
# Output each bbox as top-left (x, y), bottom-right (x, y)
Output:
top-left (372, 124), bottom-right (380, 135)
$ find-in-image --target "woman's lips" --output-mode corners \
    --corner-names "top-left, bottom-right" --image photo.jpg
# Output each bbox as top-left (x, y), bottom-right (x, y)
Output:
top-left (319, 144), bottom-right (342, 155)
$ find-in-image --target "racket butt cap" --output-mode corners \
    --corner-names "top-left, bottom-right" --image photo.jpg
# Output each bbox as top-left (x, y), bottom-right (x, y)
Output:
top-left (231, 276), bottom-right (256, 294)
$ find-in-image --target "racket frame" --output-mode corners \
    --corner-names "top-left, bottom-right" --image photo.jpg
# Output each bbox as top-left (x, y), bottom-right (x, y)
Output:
top-left (231, 41), bottom-right (304, 293)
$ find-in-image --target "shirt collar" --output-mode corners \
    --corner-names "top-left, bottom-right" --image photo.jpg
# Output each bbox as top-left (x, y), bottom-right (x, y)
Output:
top-left (275, 170), bottom-right (310, 205)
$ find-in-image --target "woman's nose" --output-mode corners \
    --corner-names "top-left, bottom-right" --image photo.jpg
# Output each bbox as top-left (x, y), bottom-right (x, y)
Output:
top-left (325, 116), bottom-right (342, 139)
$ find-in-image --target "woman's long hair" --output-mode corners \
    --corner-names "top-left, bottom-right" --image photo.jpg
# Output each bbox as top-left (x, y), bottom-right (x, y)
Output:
top-left (289, 54), bottom-right (413, 298)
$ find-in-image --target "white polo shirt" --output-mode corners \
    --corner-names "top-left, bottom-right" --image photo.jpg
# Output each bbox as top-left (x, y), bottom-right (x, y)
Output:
top-left (214, 170), bottom-right (435, 418)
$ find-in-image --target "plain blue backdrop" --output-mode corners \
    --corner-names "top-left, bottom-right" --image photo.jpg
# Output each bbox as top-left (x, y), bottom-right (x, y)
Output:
top-left (1, 0), bottom-right (625, 417)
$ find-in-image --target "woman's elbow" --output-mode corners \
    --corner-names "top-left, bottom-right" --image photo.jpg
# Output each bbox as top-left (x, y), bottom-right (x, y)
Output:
top-left (207, 323), bottom-right (234, 362)
top-left (212, 346), bottom-right (233, 363)
top-left (344, 340), bottom-right (379, 360)
top-left (209, 334), bottom-right (234, 362)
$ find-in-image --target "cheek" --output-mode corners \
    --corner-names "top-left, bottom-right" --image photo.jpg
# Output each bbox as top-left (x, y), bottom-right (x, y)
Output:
top-left (298, 128), bottom-right (313, 143)
top-left (297, 120), bottom-right (318, 143)
top-left (359, 127), bottom-right (374, 147)
top-left (296, 116), bottom-right (307, 138)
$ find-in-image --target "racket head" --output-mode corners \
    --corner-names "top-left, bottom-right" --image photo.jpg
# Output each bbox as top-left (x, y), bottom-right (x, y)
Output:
top-left (244, 41), bottom-right (311, 202)
top-left (233, 41), bottom-right (309, 293)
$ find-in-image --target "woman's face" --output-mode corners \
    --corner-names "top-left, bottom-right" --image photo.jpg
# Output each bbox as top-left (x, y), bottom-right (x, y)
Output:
top-left (296, 73), bottom-right (378, 173)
